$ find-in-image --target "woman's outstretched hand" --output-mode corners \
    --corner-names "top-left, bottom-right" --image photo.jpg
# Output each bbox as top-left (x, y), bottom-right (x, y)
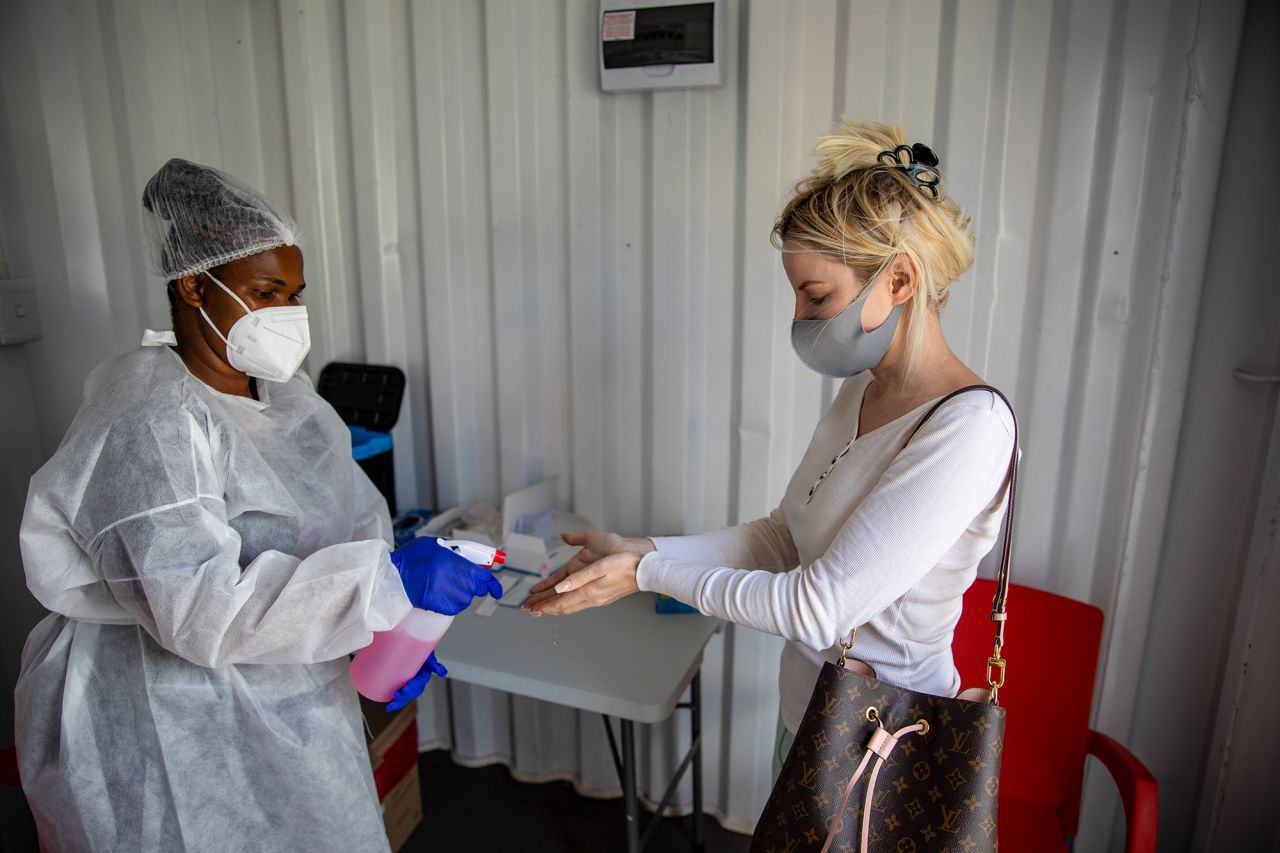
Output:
top-left (522, 530), bottom-right (655, 617)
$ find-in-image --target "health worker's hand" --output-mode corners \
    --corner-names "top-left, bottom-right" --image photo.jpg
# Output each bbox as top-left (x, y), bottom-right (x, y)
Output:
top-left (522, 531), bottom-right (655, 616)
top-left (390, 537), bottom-right (503, 616)
top-left (386, 652), bottom-right (447, 712)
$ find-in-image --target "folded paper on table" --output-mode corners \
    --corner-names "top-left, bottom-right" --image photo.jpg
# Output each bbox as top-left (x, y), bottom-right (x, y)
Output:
top-left (494, 570), bottom-right (536, 607)
top-left (502, 480), bottom-right (558, 543)
top-left (514, 505), bottom-right (555, 546)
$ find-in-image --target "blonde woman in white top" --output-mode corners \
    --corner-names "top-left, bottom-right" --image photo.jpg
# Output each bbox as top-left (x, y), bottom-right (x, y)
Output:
top-left (524, 121), bottom-right (1016, 771)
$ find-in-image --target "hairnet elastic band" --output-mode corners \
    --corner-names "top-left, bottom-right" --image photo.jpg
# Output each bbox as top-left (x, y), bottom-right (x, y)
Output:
top-left (170, 239), bottom-right (298, 281)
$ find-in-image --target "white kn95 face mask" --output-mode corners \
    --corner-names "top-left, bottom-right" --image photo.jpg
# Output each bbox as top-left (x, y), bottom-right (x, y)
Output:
top-left (200, 271), bottom-right (310, 383)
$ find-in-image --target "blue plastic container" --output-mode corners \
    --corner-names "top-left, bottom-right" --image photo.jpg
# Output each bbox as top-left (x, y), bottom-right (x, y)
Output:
top-left (655, 594), bottom-right (700, 615)
top-left (349, 426), bottom-right (396, 514)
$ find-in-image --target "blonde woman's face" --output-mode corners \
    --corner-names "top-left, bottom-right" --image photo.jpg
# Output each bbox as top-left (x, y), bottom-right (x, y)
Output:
top-left (781, 241), bottom-right (896, 330)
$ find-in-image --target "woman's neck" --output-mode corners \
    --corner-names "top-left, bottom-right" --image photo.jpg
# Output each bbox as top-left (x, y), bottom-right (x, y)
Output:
top-left (868, 311), bottom-right (976, 399)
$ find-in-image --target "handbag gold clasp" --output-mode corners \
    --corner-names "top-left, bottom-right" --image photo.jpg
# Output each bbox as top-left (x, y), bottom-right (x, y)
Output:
top-left (837, 627), bottom-right (858, 668)
top-left (987, 642), bottom-right (1007, 704)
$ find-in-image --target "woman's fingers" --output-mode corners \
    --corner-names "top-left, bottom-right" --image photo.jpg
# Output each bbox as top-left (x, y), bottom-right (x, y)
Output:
top-left (528, 569), bottom-right (614, 615)
top-left (529, 562), bottom-right (574, 596)
top-left (528, 587), bottom-right (596, 617)
top-left (527, 573), bottom-right (560, 597)
top-left (524, 563), bottom-right (586, 607)
top-left (562, 529), bottom-right (624, 557)
top-left (528, 545), bottom-right (600, 596)
top-left (522, 587), bottom-right (557, 608)
top-left (552, 560), bottom-right (609, 594)
top-left (525, 554), bottom-right (639, 617)
top-left (559, 550), bottom-right (595, 576)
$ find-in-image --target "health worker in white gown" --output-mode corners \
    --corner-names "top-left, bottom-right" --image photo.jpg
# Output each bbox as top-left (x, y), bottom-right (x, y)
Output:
top-left (14, 158), bottom-right (501, 852)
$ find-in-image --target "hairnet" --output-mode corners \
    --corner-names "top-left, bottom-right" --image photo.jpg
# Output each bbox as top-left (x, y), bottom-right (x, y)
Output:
top-left (141, 158), bottom-right (302, 280)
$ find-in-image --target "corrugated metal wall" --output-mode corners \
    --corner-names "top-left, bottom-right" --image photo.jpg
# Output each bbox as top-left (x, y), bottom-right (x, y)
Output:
top-left (0, 0), bottom-right (1248, 844)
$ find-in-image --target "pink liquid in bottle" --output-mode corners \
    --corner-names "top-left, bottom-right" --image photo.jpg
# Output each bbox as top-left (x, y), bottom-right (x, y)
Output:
top-left (349, 609), bottom-right (454, 702)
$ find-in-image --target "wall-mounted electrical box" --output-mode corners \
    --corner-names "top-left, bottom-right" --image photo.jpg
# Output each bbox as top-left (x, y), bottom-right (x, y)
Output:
top-left (0, 279), bottom-right (41, 345)
top-left (599, 0), bottom-right (723, 92)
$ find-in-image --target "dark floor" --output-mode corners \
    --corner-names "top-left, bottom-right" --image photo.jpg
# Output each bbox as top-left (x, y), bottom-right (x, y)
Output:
top-left (0, 753), bottom-right (751, 853)
top-left (406, 750), bottom-right (751, 853)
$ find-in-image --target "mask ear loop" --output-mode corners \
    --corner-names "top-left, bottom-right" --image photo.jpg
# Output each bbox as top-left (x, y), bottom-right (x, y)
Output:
top-left (853, 252), bottom-right (898, 334)
top-left (198, 270), bottom-right (253, 354)
top-left (204, 270), bottom-right (255, 315)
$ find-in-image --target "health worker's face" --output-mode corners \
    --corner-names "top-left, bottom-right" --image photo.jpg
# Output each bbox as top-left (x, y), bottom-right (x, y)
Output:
top-left (190, 245), bottom-right (306, 363)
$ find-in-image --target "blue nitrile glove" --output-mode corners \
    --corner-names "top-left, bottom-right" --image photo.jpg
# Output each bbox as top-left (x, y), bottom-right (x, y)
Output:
top-left (386, 653), bottom-right (448, 712)
top-left (389, 536), bottom-right (504, 615)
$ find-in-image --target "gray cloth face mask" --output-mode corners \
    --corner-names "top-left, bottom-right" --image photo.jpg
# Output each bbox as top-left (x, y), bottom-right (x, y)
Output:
top-left (790, 279), bottom-right (904, 378)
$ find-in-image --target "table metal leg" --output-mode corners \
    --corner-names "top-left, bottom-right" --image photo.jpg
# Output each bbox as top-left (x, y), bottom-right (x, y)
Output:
top-left (622, 719), bottom-right (640, 853)
top-left (603, 664), bottom-right (706, 853)
top-left (603, 715), bottom-right (623, 781)
top-left (690, 672), bottom-right (704, 852)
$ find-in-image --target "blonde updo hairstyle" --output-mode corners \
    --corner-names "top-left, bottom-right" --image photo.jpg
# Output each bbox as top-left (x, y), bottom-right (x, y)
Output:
top-left (773, 120), bottom-right (976, 378)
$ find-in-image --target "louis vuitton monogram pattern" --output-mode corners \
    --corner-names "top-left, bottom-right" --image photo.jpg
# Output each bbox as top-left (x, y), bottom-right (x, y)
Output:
top-left (751, 663), bottom-right (1006, 853)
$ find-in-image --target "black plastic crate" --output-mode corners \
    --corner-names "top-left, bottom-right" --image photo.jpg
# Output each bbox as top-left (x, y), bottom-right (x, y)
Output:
top-left (317, 362), bottom-right (406, 432)
top-left (357, 449), bottom-right (397, 517)
top-left (319, 363), bottom-right (407, 515)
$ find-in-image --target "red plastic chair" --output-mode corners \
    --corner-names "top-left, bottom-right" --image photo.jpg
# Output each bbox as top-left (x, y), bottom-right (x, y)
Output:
top-left (952, 579), bottom-right (1158, 852)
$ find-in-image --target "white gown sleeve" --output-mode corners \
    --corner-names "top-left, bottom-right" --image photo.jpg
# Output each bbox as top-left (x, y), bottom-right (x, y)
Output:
top-left (21, 408), bottom-right (412, 669)
top-left (635, 398), bottom-right (1014, 651)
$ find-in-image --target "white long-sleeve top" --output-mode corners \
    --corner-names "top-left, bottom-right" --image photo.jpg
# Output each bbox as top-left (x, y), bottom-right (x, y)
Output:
top-left (636, 373), bottom-right (1015, 733)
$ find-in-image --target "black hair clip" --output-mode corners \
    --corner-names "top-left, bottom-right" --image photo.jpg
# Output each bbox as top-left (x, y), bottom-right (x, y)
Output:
top-left (877, 143), bottom-right (942, 200)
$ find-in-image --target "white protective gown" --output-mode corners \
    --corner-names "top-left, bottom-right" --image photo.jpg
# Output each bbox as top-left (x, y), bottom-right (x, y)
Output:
top-left (15, 341), bottom-right (413, 852)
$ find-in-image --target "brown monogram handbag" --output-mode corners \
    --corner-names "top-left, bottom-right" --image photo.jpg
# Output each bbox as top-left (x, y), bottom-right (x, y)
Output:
top-left (750, 385), bottom-right (1018, 853)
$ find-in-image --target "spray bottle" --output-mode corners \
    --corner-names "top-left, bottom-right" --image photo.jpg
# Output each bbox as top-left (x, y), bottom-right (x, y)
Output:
top-left (349, 538), bottom-right (505, 703)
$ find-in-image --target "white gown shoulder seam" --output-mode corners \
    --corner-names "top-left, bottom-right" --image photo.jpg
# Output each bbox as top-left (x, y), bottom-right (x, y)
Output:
top-left (85, 493), bottom-right (224, 550)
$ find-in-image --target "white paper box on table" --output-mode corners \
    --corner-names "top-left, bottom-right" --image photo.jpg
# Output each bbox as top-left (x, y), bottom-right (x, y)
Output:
top-left (424, 479), bottom-right (587, 579)
top-left (503, 531), bottom-right (553, 575)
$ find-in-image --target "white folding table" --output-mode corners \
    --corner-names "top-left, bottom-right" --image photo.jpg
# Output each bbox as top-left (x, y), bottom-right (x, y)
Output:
top-left (436, 590), bottom-right (722, 853)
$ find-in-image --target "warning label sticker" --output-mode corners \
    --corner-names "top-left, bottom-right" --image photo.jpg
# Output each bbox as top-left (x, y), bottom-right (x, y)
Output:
top-left (602, 10), bottom-right (637, 41)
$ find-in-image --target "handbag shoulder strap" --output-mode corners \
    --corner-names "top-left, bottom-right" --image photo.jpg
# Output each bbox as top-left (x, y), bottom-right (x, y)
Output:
top-left (905, 384), bottom-right (1019, 678)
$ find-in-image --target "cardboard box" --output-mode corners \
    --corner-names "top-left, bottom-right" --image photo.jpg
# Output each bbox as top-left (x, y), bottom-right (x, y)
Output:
top-left (379, 755), bottom-right (423, 853)
top-left (361, 698), bottom-right (422, 852)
